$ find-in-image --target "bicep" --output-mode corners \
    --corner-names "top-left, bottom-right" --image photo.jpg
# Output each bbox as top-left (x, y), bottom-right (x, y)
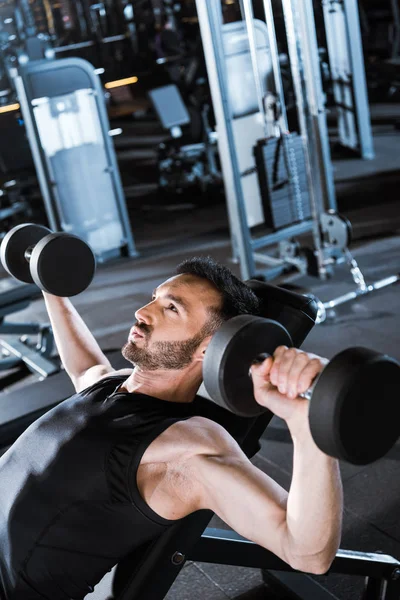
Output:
top-left (194, 451), bottom-right (291, 565)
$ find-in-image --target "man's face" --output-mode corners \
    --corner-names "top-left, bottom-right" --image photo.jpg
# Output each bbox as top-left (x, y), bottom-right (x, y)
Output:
top-left (122, 275), bottom-right (222, 370)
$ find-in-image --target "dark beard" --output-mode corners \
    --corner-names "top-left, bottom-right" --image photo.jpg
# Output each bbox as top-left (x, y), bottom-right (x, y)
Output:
top-left (122, 330), bottom-right (206, 371)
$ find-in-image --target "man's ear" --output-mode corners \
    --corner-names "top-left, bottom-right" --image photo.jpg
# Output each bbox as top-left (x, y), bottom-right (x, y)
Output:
top-left (195, 335), bottom-right (213, 362)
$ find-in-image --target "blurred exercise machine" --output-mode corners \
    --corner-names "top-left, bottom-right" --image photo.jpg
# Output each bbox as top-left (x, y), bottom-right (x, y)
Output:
top-left (194, 0), bottom-right (400, 319)
top-left (0, 278), bottom-right (57, 379)
top-left (149, 83), bottom-right (221, 194)
top-left (11, 57), bottom-right (138, 263)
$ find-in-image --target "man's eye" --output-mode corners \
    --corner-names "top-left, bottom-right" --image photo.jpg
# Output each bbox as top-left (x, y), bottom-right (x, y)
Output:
top-left (168, 304), bottom-right (178, 313)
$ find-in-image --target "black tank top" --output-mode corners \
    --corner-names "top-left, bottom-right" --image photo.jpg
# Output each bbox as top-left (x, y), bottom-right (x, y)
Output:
top-left (0, 375), bottom-right (203, 599)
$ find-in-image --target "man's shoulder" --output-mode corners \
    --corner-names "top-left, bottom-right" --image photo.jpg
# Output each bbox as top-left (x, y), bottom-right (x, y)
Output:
top-left (138, 417), bottom-right (246, 519)
top-left (156, 416), bottom-right (240, 462)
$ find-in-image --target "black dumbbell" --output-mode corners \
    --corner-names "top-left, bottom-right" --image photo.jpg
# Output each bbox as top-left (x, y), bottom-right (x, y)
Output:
top-left (0, 223), bottom-right (96, 297)
top-left (203, 315), bottom-right (400, 466)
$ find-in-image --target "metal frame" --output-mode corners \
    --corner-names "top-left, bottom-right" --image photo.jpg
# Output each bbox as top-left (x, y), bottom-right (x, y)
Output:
top-left (192, 528), bottom-right (400, 600)
top-left (195, 0), bottom-right (255, 280)
top-left (195, 0), bottom-right (342, 281)
top-left (0, 282), bottom-right (57, 377)
top-left (322, 0), bottom-right (375, 160)
top-left (12, 58), bottom-right (138, 263)
top-left (281, 0), bottom-right (336, 280)
top-left (112, 522), bottom-right (400, 600)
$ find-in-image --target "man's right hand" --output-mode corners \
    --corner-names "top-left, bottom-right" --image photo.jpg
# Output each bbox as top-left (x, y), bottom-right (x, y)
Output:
top-left (250, 346), bottom-right (328, 423)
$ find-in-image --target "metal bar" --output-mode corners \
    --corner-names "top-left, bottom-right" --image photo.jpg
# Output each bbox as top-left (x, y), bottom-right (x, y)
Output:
top-left (190, 529), bottom-right (400, 579)
top-left (102, 33), bottom-right (127, 43)
top-left (253, 253), bottom-right (287, 266)
top-left (0, 202), bottom-right (28, 220)
top-left (239, 0), bottom-right (268, 132)
top-left (53, 33), bottom-right (126, 55)
top-left (195, 0), bottom-right (255, 280)
top-left (262, 0), bottom-right (288, 130)
top-left (0, 337), bottom-right (58, 378)
top-left (293, 0), bottom-right (337, 211)
top-left (12, 72), bottom-right (59, 231)
top-left (0, 323), bottom-right (42, 335)
top-left (53, 40), bottom-right (95, 53)
top-left (342, 0), bottom-right (375, 159)
top-left (251, 219), bottom-right (313, 250)
top-left (280, 0), bottom-right (328, 280)
top-left (89, 69), bottom-right (139, 258)
top-left (362, 577), bottom-right (386, 600)
top-left (189, 527), bottom-right (293, 569)
top-left (323, 274), bottom-right (400, 312)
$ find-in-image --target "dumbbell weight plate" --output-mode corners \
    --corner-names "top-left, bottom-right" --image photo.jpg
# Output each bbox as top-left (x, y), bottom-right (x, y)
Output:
top-left (30, 233), bottom-right (96, 297)
top-left (0, 223), bottom-right (52, 284)
top-left (309, 347), bottom-right (400, 465)
top-left (203, 315), bottom-right (293, 418)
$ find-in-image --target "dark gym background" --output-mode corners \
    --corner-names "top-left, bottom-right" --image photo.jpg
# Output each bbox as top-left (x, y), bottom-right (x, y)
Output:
top-left (0, 1), bottom-right (400, 599)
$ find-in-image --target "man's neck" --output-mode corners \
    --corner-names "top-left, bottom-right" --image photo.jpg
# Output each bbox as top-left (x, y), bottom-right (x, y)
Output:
top-left (122, 365), bottom-right (202, 404)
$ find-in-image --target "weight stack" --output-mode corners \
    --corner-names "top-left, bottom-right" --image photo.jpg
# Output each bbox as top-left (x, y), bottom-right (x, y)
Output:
top-left (254, 132), bottom-right (312, 231)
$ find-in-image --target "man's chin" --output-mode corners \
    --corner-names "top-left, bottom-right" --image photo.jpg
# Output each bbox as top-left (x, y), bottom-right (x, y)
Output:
top-left (121, 342), bottom-right (136, 365)
top-left (121, 342), bottom-right (155, 370)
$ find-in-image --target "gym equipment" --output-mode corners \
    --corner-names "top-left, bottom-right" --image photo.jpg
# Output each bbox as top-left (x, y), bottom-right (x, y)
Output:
top-left (13, 57), bottom-right (138, 263)
top-left (203, 314), bottom-right (400, 465)
top-left (105, 280), bottom-right (400, 600)
top-left (1, 223), bottom-right (96, 297)
top-left (313, 258), bottom-right (400, 325)
top-left (150, 84), bottom-right (221, 195)
top-left (322, 0), bottom-right (374, 159)
top-left (195, 0), bottom-right (373, 284)
top-left (254, 132), bottom-right (312, 231)
top-left (0, 277), bottom-right (57, 378)
top-left (195, 0), bottom-right (332, 280)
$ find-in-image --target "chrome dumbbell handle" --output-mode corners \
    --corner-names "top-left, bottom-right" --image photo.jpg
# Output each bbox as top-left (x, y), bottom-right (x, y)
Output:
top-left (299, 376), bottom-right (320, 401)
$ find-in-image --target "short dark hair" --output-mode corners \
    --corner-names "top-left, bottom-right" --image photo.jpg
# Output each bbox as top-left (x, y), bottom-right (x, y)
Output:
top-left (176, 256), bottom-right (260, 333)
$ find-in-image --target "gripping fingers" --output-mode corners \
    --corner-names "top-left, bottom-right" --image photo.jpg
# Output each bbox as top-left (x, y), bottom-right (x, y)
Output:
top-left (286, 353), bottom-right (312, 399)
top-left (269, 346), bottom-right (294, 395)
top-left (270, 348), bottom-right (325, 398)
top-left (268, 346), bottom-right (288, 389)
top-left (297, 358), bottom-right (325, 396)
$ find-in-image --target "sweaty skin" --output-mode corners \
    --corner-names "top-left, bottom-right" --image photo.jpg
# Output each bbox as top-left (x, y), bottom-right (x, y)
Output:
top-left (42, 273), bottom-right (343, 575)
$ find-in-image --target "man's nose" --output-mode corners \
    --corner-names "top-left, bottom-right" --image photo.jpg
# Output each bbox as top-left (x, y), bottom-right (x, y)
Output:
top-left (135, 305), bottom-right (152, 325)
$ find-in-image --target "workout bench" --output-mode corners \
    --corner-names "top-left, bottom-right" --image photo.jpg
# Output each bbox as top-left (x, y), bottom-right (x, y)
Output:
top-left (0, 277), bottom-right (58, 379)
top-left (110, 281), bottom-right (400, 600)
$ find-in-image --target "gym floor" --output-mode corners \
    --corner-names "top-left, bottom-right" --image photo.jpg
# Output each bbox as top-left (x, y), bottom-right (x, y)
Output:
top-left (1, 107), bottom-right (400, 599)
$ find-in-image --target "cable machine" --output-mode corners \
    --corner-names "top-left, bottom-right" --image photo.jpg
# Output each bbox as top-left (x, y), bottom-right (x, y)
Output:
top-left (195, 0), bottom-right (342, 281)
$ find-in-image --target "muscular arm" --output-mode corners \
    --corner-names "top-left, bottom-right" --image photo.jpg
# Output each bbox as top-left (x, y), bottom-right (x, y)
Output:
top-left (42, 293), bottom-right (113, 388)
top-left (192, 416), bottom-right (342, 575)
top-left (284, 404), bottom-right (342, 572)
top-left (190, 346), bottom-right (343, 575)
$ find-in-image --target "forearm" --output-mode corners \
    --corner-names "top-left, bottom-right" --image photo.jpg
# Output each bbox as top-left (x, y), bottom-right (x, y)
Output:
top-left (43, 293), bottom-right (111, 378)
top-left (284, 404), bottom-right (343, 572)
